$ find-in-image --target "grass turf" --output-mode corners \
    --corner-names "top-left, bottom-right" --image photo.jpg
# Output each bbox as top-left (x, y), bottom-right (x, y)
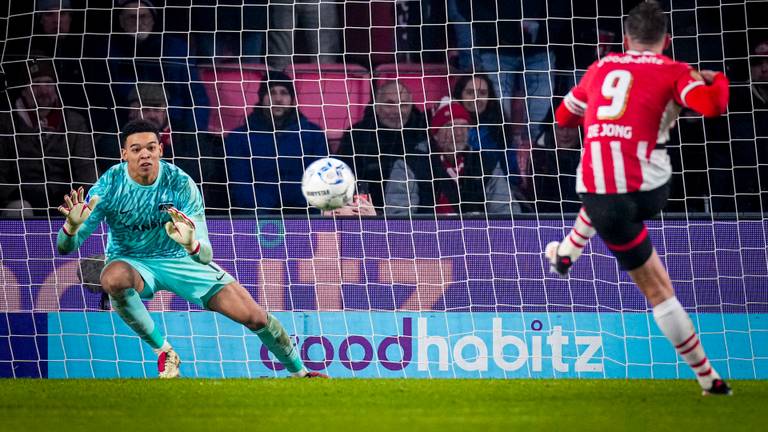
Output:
top-left (0, 379), bottom-right (765, 431)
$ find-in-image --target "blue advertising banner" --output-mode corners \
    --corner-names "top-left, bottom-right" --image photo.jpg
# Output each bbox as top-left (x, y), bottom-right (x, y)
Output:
top-left (43, 311), bottom-right (768, 379)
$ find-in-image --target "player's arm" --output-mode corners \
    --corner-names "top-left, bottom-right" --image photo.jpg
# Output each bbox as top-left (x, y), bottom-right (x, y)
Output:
top-left (555, 90), bottom-right (587, 128)
top-left (677, 69), bottom-right (730, 118)
top-left (555, 68), bottom-right (593, 128)
top-left (56, 187), bottom-right (102, 255)
top-left (164, 177), bottom-right (213, 264)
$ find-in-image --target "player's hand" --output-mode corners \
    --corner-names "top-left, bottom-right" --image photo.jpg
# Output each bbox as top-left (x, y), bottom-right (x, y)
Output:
top-left (699, 70), bottom-right (720, 85)
top-left (164, 207), bottom-right (199, 253)
top-left (323, 194), bottom-right (377, 216)
top-left (58, 187), bottom-right (100, 235)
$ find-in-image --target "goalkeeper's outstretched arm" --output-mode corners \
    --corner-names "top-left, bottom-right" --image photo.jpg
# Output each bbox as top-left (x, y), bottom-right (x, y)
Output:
top-left (56, 187), bottom-right (101, 255)
top-left (163, 176), bottom-right (214, 265)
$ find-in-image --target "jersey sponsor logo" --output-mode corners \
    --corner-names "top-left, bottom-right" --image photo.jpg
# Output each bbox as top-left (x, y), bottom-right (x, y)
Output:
top-left (597, 54), bottom-right (664, 67)
top-left (158, 202), bottom-right (175, 212)
top-left (115, 220), bottom-right (165, 232)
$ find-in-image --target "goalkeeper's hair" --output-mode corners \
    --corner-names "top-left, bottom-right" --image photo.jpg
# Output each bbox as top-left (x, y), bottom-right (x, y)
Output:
top-left (120, 118), bottom-right (161, 147)
top-left (624, 0), bottom-right (667, 44)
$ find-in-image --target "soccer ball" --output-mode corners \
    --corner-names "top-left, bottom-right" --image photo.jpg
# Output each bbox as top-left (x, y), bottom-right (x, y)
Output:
top-left (301, 157), bottom-right (356, 210)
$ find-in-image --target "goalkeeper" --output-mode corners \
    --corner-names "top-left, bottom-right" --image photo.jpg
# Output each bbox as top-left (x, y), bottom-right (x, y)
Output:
top-left (57, 119), bottom-right (326, 379)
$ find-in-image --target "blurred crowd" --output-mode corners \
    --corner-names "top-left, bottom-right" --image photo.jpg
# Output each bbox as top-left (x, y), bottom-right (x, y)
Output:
top-left (0, 0), bottom-right (766, 217)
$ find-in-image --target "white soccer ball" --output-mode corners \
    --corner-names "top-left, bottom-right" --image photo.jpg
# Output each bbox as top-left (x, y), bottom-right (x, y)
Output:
top-left (301, 157), bottom-right (356, 210)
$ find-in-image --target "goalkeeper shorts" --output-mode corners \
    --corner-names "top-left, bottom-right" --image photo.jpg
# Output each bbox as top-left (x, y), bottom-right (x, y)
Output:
top-left (104, 255), bottom-right (236, 309)
top-left (580, 182), bottom-right (670, 271)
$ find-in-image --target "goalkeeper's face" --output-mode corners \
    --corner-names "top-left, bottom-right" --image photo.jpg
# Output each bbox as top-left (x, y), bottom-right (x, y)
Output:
top-left (122, 132), bottom-right (163, 182)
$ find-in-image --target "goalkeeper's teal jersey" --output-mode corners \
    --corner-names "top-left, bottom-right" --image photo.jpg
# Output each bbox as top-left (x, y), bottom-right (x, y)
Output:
top-left (59, 161), bottom-right (209, 259)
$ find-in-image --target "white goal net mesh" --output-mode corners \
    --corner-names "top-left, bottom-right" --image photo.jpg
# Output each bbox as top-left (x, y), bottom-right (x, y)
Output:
top-left (0, 0), bottom-right (766, 379)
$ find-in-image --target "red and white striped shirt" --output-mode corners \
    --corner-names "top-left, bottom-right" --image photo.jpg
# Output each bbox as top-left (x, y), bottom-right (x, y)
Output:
top-left (558, 51), bottom-right (706, 194)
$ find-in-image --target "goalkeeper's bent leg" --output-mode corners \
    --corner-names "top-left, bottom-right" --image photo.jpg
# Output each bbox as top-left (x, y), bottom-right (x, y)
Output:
top-left (110, 288), bottom-right (170, 353)
top-left (254, 314), bottom-right (306, 375)
top-left (206, 282), bottom-right (307, 375)
top-left (102, 261), bottom-right (171, 354)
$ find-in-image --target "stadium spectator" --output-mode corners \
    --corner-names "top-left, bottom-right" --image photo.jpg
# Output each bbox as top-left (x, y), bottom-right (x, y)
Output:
top-left (447, 0), bottom-right (561, 146)
top-left (394, 0), bottom-right (449, 64)
top-left (28, 0), bottom-right (89, 108)
top-left (452, 74), bottom-right (526, 206)
top-left (752, 39), bottom-right (768, 144)
top-left (714, 38), bottom-right (768, 213)
top-left (335, 81), bottom-right (428, 212)
top-left (190, 0), bottom-right (267, 63)
top-left (0, 58), bottom-right (96, 216)
top-left (751, 40), bottom-right (768, 110)
top-left (452, 75), bottom-right (504, 151)
top-left (31, 0), bottom-right (77, 56)
top-left (224, 71), bottom-right (328, 214)
top-left (384, 102), bottom-right (518, 215)
top-left (95, 83), bottom-right (172, 175)
top-left (267, 0), bottom-right (342, 69)
top-left (109, 0), bottom-right (209, 132)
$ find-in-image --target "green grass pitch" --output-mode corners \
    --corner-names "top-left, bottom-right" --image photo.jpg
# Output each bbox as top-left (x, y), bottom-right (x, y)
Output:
top-left (1, 379), bottom-right (765, 431)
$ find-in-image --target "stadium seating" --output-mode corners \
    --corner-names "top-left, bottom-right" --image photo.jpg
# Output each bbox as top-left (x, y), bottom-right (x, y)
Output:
top-left (200, 62), bottom-right (371, 141)
top-left (199, 62), bottom-right (267, 134)
top-left (285, 63), bottom-right (371, 142)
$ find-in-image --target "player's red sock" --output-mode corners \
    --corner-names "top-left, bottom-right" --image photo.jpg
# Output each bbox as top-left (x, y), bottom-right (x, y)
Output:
top-left (558, 207), bottom-right (596, 262)
top-left (653, 296), bottom-right (721, 389)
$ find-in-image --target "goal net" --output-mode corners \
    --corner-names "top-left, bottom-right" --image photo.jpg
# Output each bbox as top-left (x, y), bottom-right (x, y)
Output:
top-left (0, 0), bottom-right (766, 379)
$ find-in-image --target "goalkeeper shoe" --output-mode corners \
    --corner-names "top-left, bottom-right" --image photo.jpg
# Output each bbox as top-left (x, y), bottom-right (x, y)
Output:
top-left (545, 241), bottom-right (572, 277)
top-left (305, 371), bottom-right (329, 379)
top-left (158, 349), bottom-right (181, 379)
top-left (702, 379), bottom-right (732, 396)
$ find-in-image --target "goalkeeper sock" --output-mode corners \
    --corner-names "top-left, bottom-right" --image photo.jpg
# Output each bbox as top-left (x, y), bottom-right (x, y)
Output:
top-left (653, 296), bottom-right (720, 389)
top-left (254, 314), bottom-right (305, 374)
top-left (558, 207), bottom-right (596, 262)
top-left (110, 289), bottom-right (167, 351)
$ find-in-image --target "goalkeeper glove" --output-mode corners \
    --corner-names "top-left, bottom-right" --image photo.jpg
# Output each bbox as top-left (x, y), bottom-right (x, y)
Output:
top-left (164, 207), bottom-right (200, 254)
top-left (57, 187), bottom-right (100, 236)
